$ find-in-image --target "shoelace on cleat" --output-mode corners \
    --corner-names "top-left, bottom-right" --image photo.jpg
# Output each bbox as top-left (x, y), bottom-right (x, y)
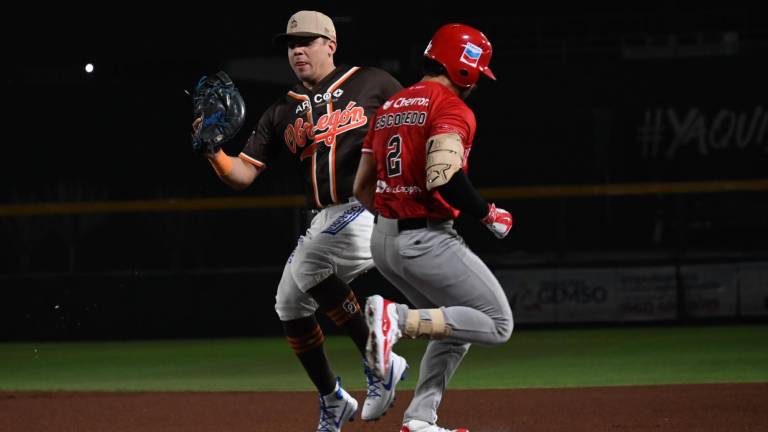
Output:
top-left (364, 364), bottom-right (383, 398)
top-left (316, 394), bottom-right (342, 432)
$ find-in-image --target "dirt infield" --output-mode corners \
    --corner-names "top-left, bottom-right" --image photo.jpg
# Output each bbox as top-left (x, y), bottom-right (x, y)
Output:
top-left (2, 383), bottom-right (766, 432)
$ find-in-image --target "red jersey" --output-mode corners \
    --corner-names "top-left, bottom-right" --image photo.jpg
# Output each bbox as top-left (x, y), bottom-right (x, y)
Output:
top-left (362, 81), bottom-right (476, 220)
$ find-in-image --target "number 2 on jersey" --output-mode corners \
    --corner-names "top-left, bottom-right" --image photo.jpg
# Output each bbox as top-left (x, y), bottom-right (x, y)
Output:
top-left (386, 135), bottom-right (402, 177)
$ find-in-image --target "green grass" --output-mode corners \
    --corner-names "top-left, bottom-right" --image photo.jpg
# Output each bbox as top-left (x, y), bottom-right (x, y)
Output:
top-left (1, 325), bottom-right (766, 391)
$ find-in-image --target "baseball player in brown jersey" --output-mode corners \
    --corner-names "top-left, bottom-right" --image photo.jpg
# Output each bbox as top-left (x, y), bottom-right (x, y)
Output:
top-left (200, 11), bottom-right (407, 432)
top-left (353, 24), bottom-right (514, 432)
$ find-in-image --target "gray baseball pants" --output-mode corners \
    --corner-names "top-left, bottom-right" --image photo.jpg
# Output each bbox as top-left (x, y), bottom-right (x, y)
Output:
top-left (371, 216), bottom-right (513, 424)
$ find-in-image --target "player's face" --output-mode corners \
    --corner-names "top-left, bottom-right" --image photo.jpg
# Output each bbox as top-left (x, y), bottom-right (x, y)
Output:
top-left (287, 36), bottom-right (336, 85)
top-left (459, 84), bottom-right (477, 100)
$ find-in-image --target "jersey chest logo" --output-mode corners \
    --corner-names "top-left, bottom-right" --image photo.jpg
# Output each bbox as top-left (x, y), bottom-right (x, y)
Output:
top-left (283, 101), bottom-right (368, 159)
top-left (294, 89), bottom-right (345, 115)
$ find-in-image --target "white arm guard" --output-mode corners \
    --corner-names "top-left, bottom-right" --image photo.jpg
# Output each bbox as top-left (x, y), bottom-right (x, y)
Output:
top-left (425, 133), bottom-right (464, 191)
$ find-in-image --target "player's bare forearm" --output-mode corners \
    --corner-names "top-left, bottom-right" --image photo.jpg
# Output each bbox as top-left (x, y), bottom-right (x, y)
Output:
top-left (206, 151), bottom-right (262, 190)
top-left (353, 153), bottom-right (377, 213)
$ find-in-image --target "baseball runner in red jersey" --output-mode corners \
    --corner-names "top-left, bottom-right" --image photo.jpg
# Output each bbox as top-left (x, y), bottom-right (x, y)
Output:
top-left (353, 24), bottom-right (514, 432)
top-left (198, 11), bottom-right (407, 431)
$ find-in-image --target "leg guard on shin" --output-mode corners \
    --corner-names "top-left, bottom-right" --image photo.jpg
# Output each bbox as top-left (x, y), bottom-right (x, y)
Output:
top-left (404, 308), bottom-right (452, 339)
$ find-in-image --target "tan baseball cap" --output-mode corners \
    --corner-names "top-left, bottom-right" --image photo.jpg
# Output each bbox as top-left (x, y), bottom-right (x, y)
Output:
top-left (273, 10), bottom-right (337, 44)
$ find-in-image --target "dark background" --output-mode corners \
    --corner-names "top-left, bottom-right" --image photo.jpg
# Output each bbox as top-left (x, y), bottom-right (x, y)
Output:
top-left (2, 2), bottom-right (767, 340)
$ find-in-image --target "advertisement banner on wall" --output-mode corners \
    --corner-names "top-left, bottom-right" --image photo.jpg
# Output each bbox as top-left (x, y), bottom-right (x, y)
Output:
top-left (499, 262), bottom-right (765, 323)
top-left (680, 264), bottom-right (740, 317)
top-left (496, 269), bottom-right (558, 324)
top-left (739, 262), bottom-right (768, 317)
top-left (546, 268), bottom-right (617, 323)
top-left (616, 267), bottom-right (678, 321)
top-left (497, 267), bottom-right (677, 324)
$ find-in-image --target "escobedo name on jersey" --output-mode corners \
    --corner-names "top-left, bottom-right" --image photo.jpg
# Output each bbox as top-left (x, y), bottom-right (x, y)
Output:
top-left (374, 96), bottom-right (429, 131)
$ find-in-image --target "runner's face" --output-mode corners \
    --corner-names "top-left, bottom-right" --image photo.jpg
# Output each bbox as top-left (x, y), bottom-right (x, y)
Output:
top-left (459, 84), bottom-right (477, 100)
top-left (287, 36), bottom-right (335, 85)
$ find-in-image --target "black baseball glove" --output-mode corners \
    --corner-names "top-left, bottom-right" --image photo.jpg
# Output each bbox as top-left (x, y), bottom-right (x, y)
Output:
top-left (190, 71), bottom-right (246, 155)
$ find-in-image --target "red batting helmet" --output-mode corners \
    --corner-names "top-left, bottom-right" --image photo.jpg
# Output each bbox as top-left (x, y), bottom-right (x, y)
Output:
top-left (424, 23), bottom-right (496, 88)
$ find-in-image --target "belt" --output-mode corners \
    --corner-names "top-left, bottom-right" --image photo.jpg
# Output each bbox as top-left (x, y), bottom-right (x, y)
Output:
top-left (374, 214), bottom-right (429, 232)
top-left (312, 197), bottom-right (360, 214)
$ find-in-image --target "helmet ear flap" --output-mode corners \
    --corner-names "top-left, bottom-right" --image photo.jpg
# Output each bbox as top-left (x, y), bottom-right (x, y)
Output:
top-left (423, 23), bottom-right (495, 88)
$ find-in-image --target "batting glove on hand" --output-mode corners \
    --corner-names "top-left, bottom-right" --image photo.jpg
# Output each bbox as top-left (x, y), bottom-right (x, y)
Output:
top-left (482, 203), bottom-right (513, 239)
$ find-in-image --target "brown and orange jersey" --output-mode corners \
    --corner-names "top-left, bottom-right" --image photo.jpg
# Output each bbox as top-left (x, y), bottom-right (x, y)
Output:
top-left (240, 66), bottom-right (402, 209)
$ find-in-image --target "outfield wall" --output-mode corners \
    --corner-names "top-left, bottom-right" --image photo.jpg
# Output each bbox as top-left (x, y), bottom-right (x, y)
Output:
top-left (497, 261), bottom-right (768, 323)
top-left (2, 257), bottom-right (766, 341)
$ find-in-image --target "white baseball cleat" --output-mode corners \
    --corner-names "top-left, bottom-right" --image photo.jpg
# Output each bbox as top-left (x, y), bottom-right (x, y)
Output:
top-left (361, 352), bottom-right (409, 421)
top-left (365, 294), bottom-right (402, 379)
top-left (316, 378), bottom-right (358, 432)
top-left (400, 419), bottom-right (469, 432)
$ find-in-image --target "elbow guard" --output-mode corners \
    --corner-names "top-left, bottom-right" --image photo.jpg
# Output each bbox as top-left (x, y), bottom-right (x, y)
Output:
top-left (425, 133), bottom-right (464, 191)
